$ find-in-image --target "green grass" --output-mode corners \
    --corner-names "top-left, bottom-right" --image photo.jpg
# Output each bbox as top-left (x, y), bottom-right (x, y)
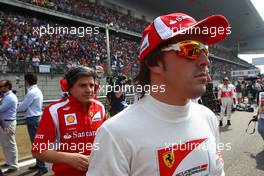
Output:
top-left (0, 125), bottom-right (32, 163)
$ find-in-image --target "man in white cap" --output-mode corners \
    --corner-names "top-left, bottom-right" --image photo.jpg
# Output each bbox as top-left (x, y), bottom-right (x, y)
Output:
top-left (88, 12), bottom-right (230, 176)
top-left (218, 77), bottom-right (236, 126)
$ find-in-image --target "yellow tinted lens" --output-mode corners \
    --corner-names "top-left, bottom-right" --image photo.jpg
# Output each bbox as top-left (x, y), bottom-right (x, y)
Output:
top-left (178, 41), bottom-right (208, 59)
top-left (178, 41), bottom-right (200, 59)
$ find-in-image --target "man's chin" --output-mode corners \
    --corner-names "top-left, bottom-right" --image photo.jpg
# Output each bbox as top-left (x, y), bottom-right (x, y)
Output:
top-left (81, 97), bottom-right (93, 103)
top-left (190, 86), bottom-right (206, 98)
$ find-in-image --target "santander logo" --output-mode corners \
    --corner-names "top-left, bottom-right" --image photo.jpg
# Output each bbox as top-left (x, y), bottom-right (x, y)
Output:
top-left (63, 133), bottom-right (72, 139)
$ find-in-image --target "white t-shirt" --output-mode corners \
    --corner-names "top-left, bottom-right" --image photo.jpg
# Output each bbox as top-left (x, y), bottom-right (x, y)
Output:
top-left (87, 95), bottom-right (224, 176)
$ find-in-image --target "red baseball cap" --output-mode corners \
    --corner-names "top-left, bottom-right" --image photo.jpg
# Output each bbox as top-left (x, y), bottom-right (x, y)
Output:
top-left (138, 13), bottom-right (230, 62)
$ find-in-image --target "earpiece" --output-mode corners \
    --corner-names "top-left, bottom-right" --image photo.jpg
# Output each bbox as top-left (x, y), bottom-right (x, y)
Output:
top-left (60, 79), bottom-right (69, 92)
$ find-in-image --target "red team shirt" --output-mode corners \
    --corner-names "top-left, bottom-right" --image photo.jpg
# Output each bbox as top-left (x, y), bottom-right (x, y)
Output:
top-left (32, 96), bottom-right (107, 176)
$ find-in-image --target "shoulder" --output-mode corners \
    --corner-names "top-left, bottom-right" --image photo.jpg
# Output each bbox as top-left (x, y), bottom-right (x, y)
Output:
top-left (29, 86), bottom-right (42, 94)
top-left (100, 102), bottom-right (141, 131)
top-left (90, 99), bottom-right (104, 108)
top-left (191, 102), bottom-right (216, 121)
top-left (90, 99), bottom-right (106, 114)
top-left (45, 98), bottom-right (70, 114)
top-left (9, 92), bottom-right (18, 102)
top-left (191, 102), bottom-right (218, 131)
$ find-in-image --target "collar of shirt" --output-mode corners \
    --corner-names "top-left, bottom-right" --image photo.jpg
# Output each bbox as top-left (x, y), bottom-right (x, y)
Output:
top-left (3, 90), bottom-right (12, 97)
top-left (27, 84), bottom-right (38, 91)
top-left (68, 95), bottom-right (92, 112)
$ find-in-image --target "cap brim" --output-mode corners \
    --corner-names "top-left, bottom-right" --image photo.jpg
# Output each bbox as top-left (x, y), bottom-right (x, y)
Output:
top-left (171, 15), bottom-right (230, 45)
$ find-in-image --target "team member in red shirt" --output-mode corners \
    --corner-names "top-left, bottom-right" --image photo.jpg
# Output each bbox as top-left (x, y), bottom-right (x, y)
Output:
top-left (32, 66), bottom-right (107, 176)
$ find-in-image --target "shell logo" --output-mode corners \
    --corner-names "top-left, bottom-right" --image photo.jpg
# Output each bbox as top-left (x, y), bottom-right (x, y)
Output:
top-left (64, 113), bottom-right (77, 125)
top-left (67, 115), bottom-right (75, 123)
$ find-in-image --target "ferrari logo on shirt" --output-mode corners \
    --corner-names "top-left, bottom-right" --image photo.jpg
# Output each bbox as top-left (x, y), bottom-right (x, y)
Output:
top-left (91, 111), bottom-right (101, 122)
top-left (89, 111), bottom-right (94, 117)
top-left (157, 138), bottom-right (207, 176)
top-left (64, 113), bottom-right (77, 125)
top-left (163, 151), bottom-right (175, 168)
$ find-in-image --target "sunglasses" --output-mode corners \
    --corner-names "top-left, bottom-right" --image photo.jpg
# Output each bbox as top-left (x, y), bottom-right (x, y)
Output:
top-left (161, 40), bottom-right (209, 60)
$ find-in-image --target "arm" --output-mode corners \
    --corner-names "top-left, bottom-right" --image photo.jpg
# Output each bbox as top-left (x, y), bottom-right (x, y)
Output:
top-left (0, 97), bottom-right (14, 113)
top-left (0, 119), bottom-right (5, 128)
top-left (32, 107), bottom-right (89, 171)
top-left (33, 150), bottom-right (89, 172)
top-left (210, 113), bottom-right (225, 176)
top-left (0, 118), bottom-right (13, 134)
top-left (87, 126), bottom-right (129, 176)
top-left (17, 92), bottom-right (34, 112)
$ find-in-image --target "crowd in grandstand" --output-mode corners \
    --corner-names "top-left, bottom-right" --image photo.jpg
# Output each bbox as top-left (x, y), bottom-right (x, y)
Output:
top-left (209, 59), bottom-right (247, 80)
top-left (0, 10), bottom-right (139, 76)
top-left (20, 0), bottom-right (148, 33)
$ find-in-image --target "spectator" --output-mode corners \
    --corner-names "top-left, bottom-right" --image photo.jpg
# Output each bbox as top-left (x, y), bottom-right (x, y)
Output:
top-left (236, 81), bottom-right (242, 104)
top-left (0, 80), bottom-right (19, 174)
top-left (17, 73), bottom-right (48, 175)
top-left (106, 75), bottom-right (128, 116)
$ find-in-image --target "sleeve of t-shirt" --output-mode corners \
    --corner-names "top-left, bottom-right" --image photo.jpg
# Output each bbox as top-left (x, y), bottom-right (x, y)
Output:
top-left (32, 106), bottom-right (56, 153)
top-left (207, 110), bottom-right (225, 176)
top-left (87, 126), bottom-right (129, 176)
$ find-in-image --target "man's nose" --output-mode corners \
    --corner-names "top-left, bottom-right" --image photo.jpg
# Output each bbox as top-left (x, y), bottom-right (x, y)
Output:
top-left (87, 86), bottom-right (94, 93)
top-left (197, 52), bottom-right (210, 67)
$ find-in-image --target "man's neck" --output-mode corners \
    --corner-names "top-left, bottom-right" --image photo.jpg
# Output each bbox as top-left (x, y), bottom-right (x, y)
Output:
top-left (82, 105), bottom-right (88, 111)
top-left (150, 89), bottom-right (189, 106)
top-left (80, 102), bottom-right (91, 112)
top-left (149, 78), bottom-right (189, 106)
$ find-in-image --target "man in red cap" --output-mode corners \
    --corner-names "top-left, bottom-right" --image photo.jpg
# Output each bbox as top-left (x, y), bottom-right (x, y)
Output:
top-left (88, 12), bottom-right (230, 176)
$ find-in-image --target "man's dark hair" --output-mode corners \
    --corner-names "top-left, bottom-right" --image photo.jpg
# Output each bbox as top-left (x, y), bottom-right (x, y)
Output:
top-left (2, 80), bottom-right (12, 90)
top-left (24, 73), bottom-right (38, 85)
top-left (65, 66), bottom-right (98, 90)
top-left (133, 45), bottom-right (167, 99)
